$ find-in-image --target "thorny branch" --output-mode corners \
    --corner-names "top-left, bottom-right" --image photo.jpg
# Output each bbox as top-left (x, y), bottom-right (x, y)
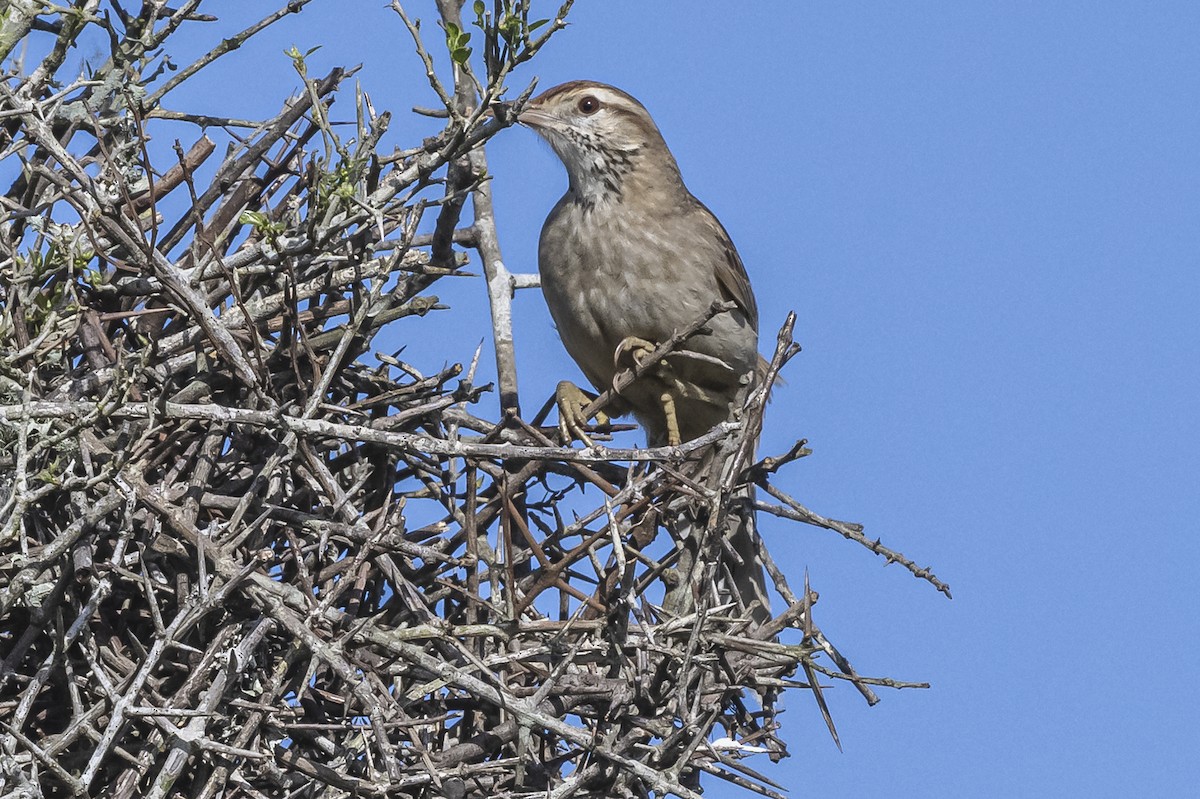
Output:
top-left (0, 2), bottom-right (946, 797)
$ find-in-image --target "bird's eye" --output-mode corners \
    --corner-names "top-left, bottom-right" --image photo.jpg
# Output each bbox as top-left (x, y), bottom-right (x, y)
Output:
top-left (577, 96), bottom-right (600, 115)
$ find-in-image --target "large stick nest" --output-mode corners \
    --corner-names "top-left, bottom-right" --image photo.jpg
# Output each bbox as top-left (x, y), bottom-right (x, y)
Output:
top-left (0, 3), bottom-right (946, 797)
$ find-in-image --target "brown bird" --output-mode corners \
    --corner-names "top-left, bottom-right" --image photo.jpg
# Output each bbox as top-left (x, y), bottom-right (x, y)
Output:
top-left (519, 80), bottom-right (770, 623)
top-left (518, 80), bottom-right (760, 448)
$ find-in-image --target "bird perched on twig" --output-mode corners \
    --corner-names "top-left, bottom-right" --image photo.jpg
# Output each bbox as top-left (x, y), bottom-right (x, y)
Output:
top-left (517, 80), bottom-right (761, 449)
top-left (518, 80), bottom-right (771, 623)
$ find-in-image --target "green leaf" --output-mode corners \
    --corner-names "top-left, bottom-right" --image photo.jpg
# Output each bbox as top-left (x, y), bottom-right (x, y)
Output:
top-left (499, 13), bottom-right (520, 44)
top-left (239, 210), bottom-right (270, 228)
top-left (474, 1), bottom-right (485, 16)
top-left (529, 18), bottom-right (549, 31)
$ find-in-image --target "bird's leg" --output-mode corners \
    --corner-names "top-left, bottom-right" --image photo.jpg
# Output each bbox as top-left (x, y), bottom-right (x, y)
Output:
top-left (555, 380), bottom-right (609, 447)
top-left (658, 389), bottom-right (682, 447)
top-left (614, 336), bottom-right (690, 446)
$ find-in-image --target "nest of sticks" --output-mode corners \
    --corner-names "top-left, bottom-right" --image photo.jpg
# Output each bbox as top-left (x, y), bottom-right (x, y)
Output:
top-left (0, 2), bottom-right (948, 796)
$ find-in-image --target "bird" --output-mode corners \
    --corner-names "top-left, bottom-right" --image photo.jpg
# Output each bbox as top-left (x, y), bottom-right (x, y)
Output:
top-left (518, 80), bottom-right (771, 623)
top-left (517, 80), bottom-right (760, 448)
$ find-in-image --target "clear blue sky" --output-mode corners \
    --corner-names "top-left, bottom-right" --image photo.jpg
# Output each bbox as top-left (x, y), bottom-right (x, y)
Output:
top-left (160, 2), bottom-right (1199, 796)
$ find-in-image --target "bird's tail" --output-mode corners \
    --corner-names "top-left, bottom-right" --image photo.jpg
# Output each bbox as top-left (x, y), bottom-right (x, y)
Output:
top-left (661, 432), bottom-right (771, 628)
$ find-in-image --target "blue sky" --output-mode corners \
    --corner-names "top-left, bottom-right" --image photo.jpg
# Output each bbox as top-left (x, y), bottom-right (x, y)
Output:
top-left (128, 2), bottom-right (1200, 795)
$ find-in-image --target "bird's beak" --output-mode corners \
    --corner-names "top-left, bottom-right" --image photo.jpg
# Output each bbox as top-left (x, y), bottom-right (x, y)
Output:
top-left (516, 107), bottom-right (556, 130)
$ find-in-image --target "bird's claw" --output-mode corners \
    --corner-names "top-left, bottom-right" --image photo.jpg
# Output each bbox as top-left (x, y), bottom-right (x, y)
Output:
top-left (613, 336), bottom-right (657, 373)
top-left (555, 380), bottom-right (608, 447)
top-left (611, 337), bottom-right (686, 446)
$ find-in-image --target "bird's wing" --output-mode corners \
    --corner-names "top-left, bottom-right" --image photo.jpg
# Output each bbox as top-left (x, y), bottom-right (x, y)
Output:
top-left (694, 199), bottom-right (759, 330)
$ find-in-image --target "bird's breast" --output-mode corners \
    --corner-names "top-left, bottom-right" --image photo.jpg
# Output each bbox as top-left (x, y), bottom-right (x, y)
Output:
top-left (540, 199), bottom-right (675, 378)
top-left (538, 194), bottom-right (758, 408)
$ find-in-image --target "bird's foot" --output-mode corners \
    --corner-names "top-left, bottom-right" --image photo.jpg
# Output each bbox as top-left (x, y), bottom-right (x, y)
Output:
top-left (613, 336), bottom-right (696, 445)
top-left (612, 336), bottom-right (659, 385)
top-left (555, 380), bottom-right (608, 447)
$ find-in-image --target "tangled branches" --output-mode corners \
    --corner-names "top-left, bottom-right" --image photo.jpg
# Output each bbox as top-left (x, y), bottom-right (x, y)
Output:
top-left (0, 2), bottom-right (946, 797)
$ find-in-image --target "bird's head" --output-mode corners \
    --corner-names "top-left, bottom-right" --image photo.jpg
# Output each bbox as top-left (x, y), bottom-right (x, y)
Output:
top-left (518, 80), bottom-right (682, 204)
